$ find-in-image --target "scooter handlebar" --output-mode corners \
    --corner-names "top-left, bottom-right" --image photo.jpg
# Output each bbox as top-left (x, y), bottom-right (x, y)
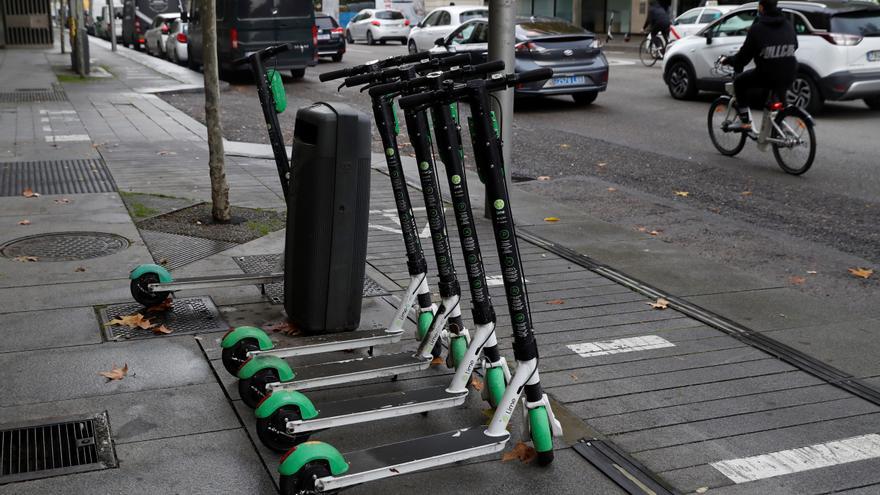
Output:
top-left (232, 42), bottom-right (296, 67)
top-left (320, 51), bottom-right (455, 82)
top-left (372, 59), bottom-right (505, 99)
top-left (397, 89), bottom-right (443, 110)
top-left (512, 67), bottom-right (554, 85)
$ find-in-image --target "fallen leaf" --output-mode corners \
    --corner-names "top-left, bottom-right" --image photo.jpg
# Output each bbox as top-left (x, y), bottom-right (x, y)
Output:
top-left (537, 175), bottom-right (551, 181)
top-left (152, 324), bottom-right (173, 335)
top-left (543, 217), bottom-right (560, 223)
top-left (741, 191), bottom-right (752, 196)
top-left (470, 377), bottom-right (484, 391)
top-left (265, 320), bottom-right (300, 336)
top-left (806, 270), bottom-right (818, 274)
top-left (430, 356), bottom-right (444, 366)
top-left (570, 373), bottom-right (579, 381)
top-left (848, 267), bottom-right (874, 279)
top-left (546, 299), bottom-right (565, 305)
top-left (649, 297), bottom-right (670, 310)
top-left (695, 487), bottom-right (709, 494)
top-left (636, 226), bottom-right (648, 232)
top-left (146, 298), bottom-right (173, 313)
top-left (674, 191), bottom-right (689, 197)
top-left (607, 187), bottom-right (617, 192)
top-left (18, 219), bottom-right (31, 226)
top-left (13, 255), bottom-right (38, 262)
top-left (649, 230), bottom-right (662, 236)
top-left (789, 276), bottom-right (806, 285)
top-left (502, 442), bottom-right (537, 463)
top-left (158, 257), bottom-right (169, 265)
top-left (559, 143), bottom-right (570, 149)
top-left (74, 266), bottom-right (86, 272)
top-left (21, 187), bottom-right (40, 198)
top-left (98, 363), bottom-right (128, 381)
top-left (105, 313), bottom-right (152, 330)
top-left (54, 198), bottom-right (71, 204)
top-left (389, 468), bottom-right (400, 474)
top-left (596, 162), bottom-right (607, 167)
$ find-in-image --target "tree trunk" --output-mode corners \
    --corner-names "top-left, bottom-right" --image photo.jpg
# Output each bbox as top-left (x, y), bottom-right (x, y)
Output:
top-left (201, 0), bottom-right (231, 222)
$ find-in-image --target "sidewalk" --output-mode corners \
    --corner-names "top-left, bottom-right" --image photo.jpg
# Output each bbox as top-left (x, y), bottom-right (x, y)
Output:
top-left (1, 38), bottom-right (879, 495)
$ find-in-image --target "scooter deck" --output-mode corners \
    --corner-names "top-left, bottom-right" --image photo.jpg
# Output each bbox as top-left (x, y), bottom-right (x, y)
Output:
top-left (289, 385), bottom-right (469, 432)
top-left (151, 272), bottom-right (283, 292)
top-left (316, 427), bottom-right (510, 491)
top-left (271, 352), bottom-right (430, 391)
top-left (254, 328), bottom-right (405, 359)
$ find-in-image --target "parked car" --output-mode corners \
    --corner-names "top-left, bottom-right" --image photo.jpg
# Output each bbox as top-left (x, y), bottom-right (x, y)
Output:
top-left (407, 5), bottom-right (488, 53)
top-left (432, 17), bottom-right (609, 105)
top-left (670, 5), bottom-right (737, 40)
top-left (121, 0), bottom-right (179, 51)
top-left (663, 1), bottom-right (880, 112)
top-left (345, 9), bottom-right (410, 45)
top-left (144, 13), bottom-right (180, 57)
top-left (96, 5), bottom-right (122, 41)
top-left (316, 13), bottom-right (346, 62)
top-left (164, 18), bottom-right (188, 65)
top-left (187, 0), bottom-right (316, 78)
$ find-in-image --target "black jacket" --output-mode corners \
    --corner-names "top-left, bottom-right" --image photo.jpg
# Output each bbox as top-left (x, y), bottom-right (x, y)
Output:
top-left (728, 11), bottom-right (798, 84)
top-left (643, 3), bottom-right (670, 32)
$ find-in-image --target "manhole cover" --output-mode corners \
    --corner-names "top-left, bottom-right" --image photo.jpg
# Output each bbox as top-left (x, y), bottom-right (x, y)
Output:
top-left (0, 412), bottom-right (116, 484)
top-left (1, 232), bottom-right (130, 261)
top-left (99, 296), bottom-right (228, 340)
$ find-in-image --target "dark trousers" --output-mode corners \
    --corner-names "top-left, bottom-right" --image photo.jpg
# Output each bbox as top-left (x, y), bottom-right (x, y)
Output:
top-left (733, 69), bottom-right (791, 116)
top-left (650, 27), bottom-right (668, 48)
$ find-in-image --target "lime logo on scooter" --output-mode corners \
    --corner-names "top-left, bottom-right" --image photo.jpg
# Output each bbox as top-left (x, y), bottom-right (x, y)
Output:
top-left (419, 161), bottom-right (430, 171)
top-left (451, 175), bottom-right (461, 185)
top-left (499, 229), bottom-right (510, 240)
top-left (385, 148), bottom-right (395, 157)
top-left (493, 199), bottom-right (505, 210)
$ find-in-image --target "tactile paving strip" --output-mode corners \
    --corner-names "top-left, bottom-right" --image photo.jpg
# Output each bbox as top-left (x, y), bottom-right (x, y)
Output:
top-left (0, 159), bottom-right (117, 196)
top-left (139, 230), bottom-right (238, 270)
top-left (0, 88), bottom-right (67, 103)
top-left (1, 232), bottom-right (130, 261)
top-left (234, 254), bottom-right (389, 305)
top-left (99, 296), bottom-right (228, 340)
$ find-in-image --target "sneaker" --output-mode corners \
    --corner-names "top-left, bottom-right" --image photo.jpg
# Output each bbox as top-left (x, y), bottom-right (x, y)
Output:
top-left (726, 113), bottom-right (752, 132)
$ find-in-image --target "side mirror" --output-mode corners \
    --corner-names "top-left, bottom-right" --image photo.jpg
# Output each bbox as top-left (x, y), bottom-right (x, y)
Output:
top-left (705, 30), bottom-right (713, 45)
top-left (434, 37), bottom-right (446, 46)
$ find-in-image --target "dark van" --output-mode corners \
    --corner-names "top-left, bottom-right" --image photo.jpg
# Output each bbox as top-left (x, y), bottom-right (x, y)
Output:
top-left (187, 0), bottom-right (316, 78)
top-left (121, 0), bottom-right (181, 50)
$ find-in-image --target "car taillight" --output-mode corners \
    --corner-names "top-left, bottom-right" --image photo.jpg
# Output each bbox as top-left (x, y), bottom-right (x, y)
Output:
top-left (404, 19), bottom-right (410, 26)
top-left (177, 32), bottom-right (187, 43)
top-left (134, 19), bottom-right (140, 32)
top-left (769, 101), bottom-right (784, 111)
top-left (312, 25), bottom-right (319, 60)
top-left (818, 32), bottom-right (862, 45)
top-left (331, 27), bottom-right (344, 34)
top-left (231, 27), bottom-right (238, 49)
top-left (371, 20), bottom-right (381, 26)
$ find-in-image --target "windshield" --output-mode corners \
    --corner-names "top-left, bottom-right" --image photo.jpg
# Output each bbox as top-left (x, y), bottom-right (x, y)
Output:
top-left (375, 10), bottom-right (404, 20)
top-left (238, 0), bottom-right (312, 19)
top-left (316, 16), bottom-right (337, 29)
top-left (516, 20), bottom-right (587, 38)
top-left (460, 9), bottom-right (487, 22)
top-left (831, 12), bottom-right (880, 36)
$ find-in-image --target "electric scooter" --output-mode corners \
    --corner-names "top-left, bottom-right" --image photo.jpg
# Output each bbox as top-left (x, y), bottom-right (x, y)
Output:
top-left (233, 53), bottom-right (480, 408)
top-left (275, 67), bottom-right (563, 494)
top-left (250, 59), bottom-right (509, 453)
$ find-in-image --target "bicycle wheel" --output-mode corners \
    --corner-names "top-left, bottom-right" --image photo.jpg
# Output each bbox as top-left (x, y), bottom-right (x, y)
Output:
top-left (639, 38), bottom-right (658, 67)
top-left (771, 107), bottom-right (816, 175)
top-left (707, 96), bottom-right (747, 156)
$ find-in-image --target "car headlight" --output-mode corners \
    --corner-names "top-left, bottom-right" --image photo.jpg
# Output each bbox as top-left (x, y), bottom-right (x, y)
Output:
top-left (590, 39), bottom-right (600, 49)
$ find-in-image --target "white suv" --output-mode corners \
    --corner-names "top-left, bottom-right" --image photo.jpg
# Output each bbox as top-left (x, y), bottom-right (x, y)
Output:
top-left (407, 5), bottom-right (489, 54)
top-left (663, 1), bottom-right (880, 112)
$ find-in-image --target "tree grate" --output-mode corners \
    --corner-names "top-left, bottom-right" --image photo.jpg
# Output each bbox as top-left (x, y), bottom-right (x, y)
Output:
top-left (138, 230), bottom-right (238, 270)
top-left (0, 412), bottom-right (116, 485)
top-left (0, 88), bottom-right (67, 103)
top-left (99, 296), bottom-right (228, 340)
top-left (234, 254), bottom-right (389, 305)
top-left (0, 159), bottom-right (116, 196)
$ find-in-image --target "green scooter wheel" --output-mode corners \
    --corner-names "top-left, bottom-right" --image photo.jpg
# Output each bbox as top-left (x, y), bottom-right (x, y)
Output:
top-left (529, 406), bottom-right (555, 466)
top-left (130, 272), bottom-right (171, 307)
top-left (221, 338), bottom-right (260, 375)
top-left (256, 406), bottom-right (311, 452)
top-left (280, 461), bottom-right (336, 495)
top-left (238, 368), bottom-right (278, 408)
top-left (485, 367), bottom-right (506, 409)
top-left (416, 311), bottom-right (433, 340)
top-left (450, 336), bottom-right (468, 368)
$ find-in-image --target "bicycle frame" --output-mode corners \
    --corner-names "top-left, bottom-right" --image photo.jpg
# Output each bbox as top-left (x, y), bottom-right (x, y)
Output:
top-left (722, 82), bottom-right (799, 148)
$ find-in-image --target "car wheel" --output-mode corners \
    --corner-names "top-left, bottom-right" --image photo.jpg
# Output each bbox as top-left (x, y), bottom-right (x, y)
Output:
top-left (290, 68), bottom-right (306, 79)
top-left (786, 74), bottom-right (823, 114)
top-left (863, 96), bottom-right (880, 110)
top-left (572, 92), bottom-right (598, 106)
top-left (346, 29), bottom-right (354, 43)
top-left (331, 53), bottom-right (343, 62)
top-left (666, 60), bottom-right (697, 100)
top-left (408, 40), bottom-right (418, 54)
top-left (367, 31), bottom-right (375, 45)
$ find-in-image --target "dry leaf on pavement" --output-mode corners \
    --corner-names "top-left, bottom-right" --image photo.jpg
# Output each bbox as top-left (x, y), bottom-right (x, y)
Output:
top-left (607, 187), bottom-right (617, 192)
top-left (98, 363), bottom-right (128, 381)
top-left (146, 298), bottom-right (173, 313)
top-left (596, 162), bottom-right (607, 167)
top-left (741, 191), bottom-right (752, 196)
top-left (695, 488), bottom-right (709, 494)
top-left (559, 143), bottom-right (570, 149)
top-left (13, 255), bottom-right (38, 262)
top-left (502, 442), bottom-right (537, 463)
top-left (806, 270), bottom-right (818, 274)
top-left (74, 266), bottom-right (86, 272)
top-left (649, 297), bottom-right (670, 309)
top-left (18, 219), bottom-right (31, 225)
top-left (152, 324), bottom-right (173, 335)
top-left (674, 191), bottom-right (689, 197)
top-left (22, 187), bottom-right (40, 198)
top-left (537, 176), bottom-right (551, 181)
top-left (546, 299), bottom-right (565, 305)
top-left (470, 377), bottom-right (484, 391)
top-left (430, 356), bottom-right (444, 366)
top-left (106, 313), bottom-right (152, 330)
top-left (543, 217), bottom-right (559, 223)
top-left (649, 230), bottom-right (662, 236)
top-left (265, 320), bottom-right (300, 336)
top-left (789, 276), bottom-right (806, 285)
top-left (848, 267), bottom-right (874, 279)
top-left (54, 198), bottom-right (71, 204)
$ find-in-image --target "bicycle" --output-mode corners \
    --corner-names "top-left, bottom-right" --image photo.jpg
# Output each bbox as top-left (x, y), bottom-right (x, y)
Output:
top-left (707, 58), bottom-right (817, 175)
top-left (639, 31), bottom-right (667, 67)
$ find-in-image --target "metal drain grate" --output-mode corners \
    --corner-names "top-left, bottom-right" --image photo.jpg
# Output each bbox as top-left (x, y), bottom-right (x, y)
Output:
top-left (99, 296), bottom-right (228, 340)
top-left (138, 230), bottom-right (238, 270)
top-left (0, 412), bottom-right (116, 484)
top-left (0, 159), bottom-right (116, 196)
top-left (234, 254), bottom-right (389, 305)
top-left (1, 232), bottom-right (130, 261)
top-left (0, 89), bottom-right (67, 103)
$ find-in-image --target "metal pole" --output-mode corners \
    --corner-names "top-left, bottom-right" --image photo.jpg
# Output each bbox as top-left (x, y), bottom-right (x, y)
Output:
top-left (108, 0), bottom-right (117, 51)
top-left (486, 0), bottom-right (515, 218)
top-left (60, 1), bottom-right (66, 53)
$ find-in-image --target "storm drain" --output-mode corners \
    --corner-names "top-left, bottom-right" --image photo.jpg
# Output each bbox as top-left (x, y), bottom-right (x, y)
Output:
top-left (139, 230), bottom-right (238, 270)
top-left (99, 296), bottom-right (228, 340)
top-left (235, 254), bottom-right (389, 305)
top-left (0, 159), bottom-right (116, 196)
top-left (0, 232), bottom-right (130, 261)
top-left (0, 412), bottom-right (116, 485)
top-left (0, 88), bottom-right (67, 103)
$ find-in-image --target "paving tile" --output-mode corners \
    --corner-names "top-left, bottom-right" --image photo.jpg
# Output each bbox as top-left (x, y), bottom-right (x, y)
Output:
top-left (763, 318), bottom-right (880, 378)
top-left (0, 307), bottom-right (102, 353)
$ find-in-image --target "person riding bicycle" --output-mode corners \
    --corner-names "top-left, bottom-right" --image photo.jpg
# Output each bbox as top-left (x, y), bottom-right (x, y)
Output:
top-left (643, 0), bottom-right (671, 50)
top-left (720, 0), bottom-right (798, 131)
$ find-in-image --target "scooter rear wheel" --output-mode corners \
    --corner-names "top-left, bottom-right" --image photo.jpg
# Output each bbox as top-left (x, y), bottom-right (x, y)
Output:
top-left (239, 368), bottom-right (279, 408)
top-left (221, 338), bottom-right (260, 375)
top-left (280, 462), bottom-right (336, 495)
top-left (130, 272), bottom-right (171, 307)
top-left (256, 406), bottom-right (311, 452)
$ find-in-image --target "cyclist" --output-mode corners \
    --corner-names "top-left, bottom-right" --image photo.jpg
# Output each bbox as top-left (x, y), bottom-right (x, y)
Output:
top-left (720, 0), bottom-right (798, 131)
top-left (642, 0), bottom-right (671, 51)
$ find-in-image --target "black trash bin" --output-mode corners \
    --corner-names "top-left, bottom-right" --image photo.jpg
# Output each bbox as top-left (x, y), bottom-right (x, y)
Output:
top-left (285, 102), bottom-right (372, 334)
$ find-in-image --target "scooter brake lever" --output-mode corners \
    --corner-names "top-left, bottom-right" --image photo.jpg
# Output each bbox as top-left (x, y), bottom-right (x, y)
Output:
top-left (337, 82), bottom-right (345, 92)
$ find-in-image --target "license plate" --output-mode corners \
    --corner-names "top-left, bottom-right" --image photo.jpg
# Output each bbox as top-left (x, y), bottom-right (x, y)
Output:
top-left (317, 34), bottom-right (330, 40)
top-left (868, 50), bottom-right (880, 62)
top-left (550, 75), bottom-right (586, 87)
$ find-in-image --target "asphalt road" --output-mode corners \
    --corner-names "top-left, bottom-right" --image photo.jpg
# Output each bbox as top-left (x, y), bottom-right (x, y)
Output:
top-left (159, 42), bottom-right (879, 317)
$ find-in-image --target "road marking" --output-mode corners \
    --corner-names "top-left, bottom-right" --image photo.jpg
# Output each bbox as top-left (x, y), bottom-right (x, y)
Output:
top-left (607, 58), bottom-right (637, 66)
top-left (45, 134), bottom-right (90, 142)
top-left (567, 335), bottom-right (674, 358)
top-left (39, 110), bottom-right (76, 115)
top-left (711, 434), bottom-right (880, 484)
